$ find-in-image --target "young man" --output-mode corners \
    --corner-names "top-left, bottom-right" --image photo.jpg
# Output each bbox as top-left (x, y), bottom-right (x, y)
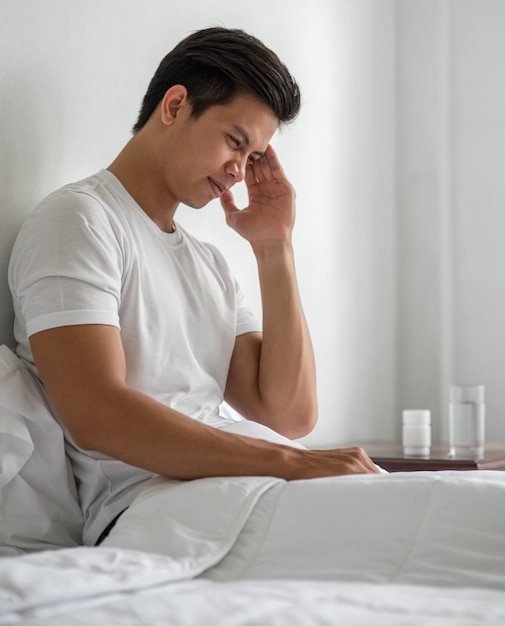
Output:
top-left (9, 27), bottom-right (378, 546)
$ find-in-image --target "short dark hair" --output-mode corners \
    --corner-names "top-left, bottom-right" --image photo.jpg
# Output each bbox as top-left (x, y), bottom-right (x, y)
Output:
top-left (132, 27), bottom-right (301, 133)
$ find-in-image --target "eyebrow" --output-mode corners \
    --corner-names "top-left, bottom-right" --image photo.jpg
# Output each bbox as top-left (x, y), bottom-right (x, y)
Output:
top-left (232, 125), bottom-right (266, 158)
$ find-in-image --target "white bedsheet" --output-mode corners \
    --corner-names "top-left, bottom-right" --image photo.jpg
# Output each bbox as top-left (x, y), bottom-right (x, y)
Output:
top-left (2, 564), bottom-right (505, 625)
top-left (1, 469), bottom-right (505, 624)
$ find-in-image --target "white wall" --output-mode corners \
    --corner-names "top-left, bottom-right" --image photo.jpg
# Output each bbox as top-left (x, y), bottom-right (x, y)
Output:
top-left (0, 0), bottom-right (397, 446)
top-left (5, 1), bottom-right (504, 448)
top-left (396, 0), bottom-right (452, 444)
top-left (3, 2), bottom-right (503, 450)
top-left (451, 0), bottom-right (505, 444)
top-left (397, 0), bottom-right (505, 445)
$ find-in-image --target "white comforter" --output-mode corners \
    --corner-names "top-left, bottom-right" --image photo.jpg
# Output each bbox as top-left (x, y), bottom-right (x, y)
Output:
top-left (1, 469), bottom-right (505, 625)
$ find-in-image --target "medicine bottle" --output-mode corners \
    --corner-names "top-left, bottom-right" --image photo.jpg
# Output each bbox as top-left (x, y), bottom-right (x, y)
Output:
top-left (402, 410), bottom-right (431, 457)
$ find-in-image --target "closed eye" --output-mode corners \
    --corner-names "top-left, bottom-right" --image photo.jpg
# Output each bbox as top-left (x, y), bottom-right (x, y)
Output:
top-left (226, 133), bottom-right (262, 164)
top-left (227, 134), bottom-right (241, 149)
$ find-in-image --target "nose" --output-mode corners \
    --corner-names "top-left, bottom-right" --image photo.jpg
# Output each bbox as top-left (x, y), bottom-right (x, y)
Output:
top-left (225, 155), bottom-right (247, 183)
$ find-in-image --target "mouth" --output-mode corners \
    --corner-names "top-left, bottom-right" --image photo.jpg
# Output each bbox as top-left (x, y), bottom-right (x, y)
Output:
top-left (208, 177), bottom-right (227, 198)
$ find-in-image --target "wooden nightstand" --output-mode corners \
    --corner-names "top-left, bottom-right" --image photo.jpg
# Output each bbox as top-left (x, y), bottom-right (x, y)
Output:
top-left (345, 442), bottom-right (505, 472)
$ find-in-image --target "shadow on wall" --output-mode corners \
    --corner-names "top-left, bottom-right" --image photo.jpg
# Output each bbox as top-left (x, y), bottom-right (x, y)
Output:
top-left (0, 72), bottom-right (51, 348)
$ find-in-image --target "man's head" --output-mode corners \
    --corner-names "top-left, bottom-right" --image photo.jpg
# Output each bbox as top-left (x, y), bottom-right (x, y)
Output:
top-left (133, 27), bottom-right (301, 133)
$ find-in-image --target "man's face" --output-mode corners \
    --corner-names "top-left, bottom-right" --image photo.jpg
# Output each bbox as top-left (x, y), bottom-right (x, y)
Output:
top-left (161, 93), bottom-right (279, 209)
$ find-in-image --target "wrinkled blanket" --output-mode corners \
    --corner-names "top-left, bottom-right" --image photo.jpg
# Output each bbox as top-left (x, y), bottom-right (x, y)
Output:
top-left (2, 470), bottom-right (505, 624)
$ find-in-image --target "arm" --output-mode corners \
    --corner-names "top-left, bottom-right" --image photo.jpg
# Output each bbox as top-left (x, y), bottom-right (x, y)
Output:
top-left (29, 324), bottom-right (379, 478)
top-left (221, 145), bottom-right (317, 438)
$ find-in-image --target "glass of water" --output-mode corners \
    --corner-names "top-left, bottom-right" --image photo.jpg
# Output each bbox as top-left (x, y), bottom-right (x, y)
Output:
top-left (449, 384), bottom-right (485, 459)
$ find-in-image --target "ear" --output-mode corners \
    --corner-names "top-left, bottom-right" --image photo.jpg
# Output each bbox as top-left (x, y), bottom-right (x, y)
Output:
top-left (160, 85), bottom-right (189, 126)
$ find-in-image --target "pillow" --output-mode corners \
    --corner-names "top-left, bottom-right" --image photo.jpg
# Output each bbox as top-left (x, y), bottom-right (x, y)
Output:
top-left (0, 344), bottom-right (83, 556)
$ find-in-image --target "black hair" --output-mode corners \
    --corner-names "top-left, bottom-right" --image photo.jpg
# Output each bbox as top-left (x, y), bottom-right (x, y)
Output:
top-left (133, 27), bottom-right (301, 133)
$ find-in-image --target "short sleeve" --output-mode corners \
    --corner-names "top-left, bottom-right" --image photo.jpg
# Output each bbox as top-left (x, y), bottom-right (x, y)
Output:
top-left (198, 242), bottom-right (261, 338)
top-left (9, 189), bottom-right (125, 338)
top-left (234, 282), bottom-right (262, 337)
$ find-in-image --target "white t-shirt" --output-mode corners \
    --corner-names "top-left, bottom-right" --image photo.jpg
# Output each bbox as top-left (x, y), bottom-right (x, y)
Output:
top-left (8, 169), bottom-right (261, 545)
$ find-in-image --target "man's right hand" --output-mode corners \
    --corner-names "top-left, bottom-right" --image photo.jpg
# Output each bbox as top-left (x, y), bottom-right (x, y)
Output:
top-left (296, 446), bottom-right (381, 477)
top-left (30, 323), bottom-right (380, 479)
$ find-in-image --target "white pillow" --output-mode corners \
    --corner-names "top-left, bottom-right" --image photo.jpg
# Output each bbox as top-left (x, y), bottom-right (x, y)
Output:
top-left (0, 345), bottom-right (83, 556)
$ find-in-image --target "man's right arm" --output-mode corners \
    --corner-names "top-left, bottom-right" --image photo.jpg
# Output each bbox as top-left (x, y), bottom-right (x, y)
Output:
top-left (30, 323), bottom-right (379, 478)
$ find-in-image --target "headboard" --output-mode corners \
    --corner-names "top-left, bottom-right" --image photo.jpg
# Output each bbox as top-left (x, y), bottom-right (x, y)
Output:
top-left (0, 223), bottom-right (16, 349)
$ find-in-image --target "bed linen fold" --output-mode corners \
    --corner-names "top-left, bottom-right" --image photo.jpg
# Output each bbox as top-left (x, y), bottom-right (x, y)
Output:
top-left (102, 469), bottom-right (505, 590)
top-left (102, 474), bottom-right (282, 569)
top-left (202, 470), bottom-right (505, 589)
top-left (1, 470), bottom-right (505, 624)
top-left (0, 345), bottom-right (83, 556)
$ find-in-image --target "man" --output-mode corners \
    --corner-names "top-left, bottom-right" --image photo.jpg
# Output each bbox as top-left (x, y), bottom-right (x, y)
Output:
top-left (9, 27), bottom-right (378, 546)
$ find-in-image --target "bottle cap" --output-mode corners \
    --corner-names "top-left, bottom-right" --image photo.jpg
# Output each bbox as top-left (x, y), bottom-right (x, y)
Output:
top-left (402, 409), bottom-right (431, 425)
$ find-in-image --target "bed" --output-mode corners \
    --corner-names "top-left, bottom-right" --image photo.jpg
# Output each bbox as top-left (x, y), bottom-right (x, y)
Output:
top-left (1, 343), bottom-right (505, 625)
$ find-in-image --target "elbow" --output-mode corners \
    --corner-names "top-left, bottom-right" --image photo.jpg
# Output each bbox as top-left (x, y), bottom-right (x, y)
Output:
top-left (69, 423), bottom-right (96, 451)
top-left (303, 406), bottom-right (319, 436)
top-left (48, 386), bottom-right (129, 453)
top-left (63, 413), bottom-right (98, 451)
top-left (57, 404), bottom-right (107, 452)
top-left (290, 400), bottom-right (318, 438)
top-left (267, 395), bottom-right (319, 440)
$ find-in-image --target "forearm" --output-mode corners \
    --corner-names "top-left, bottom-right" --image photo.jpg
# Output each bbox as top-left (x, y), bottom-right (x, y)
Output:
top-left (252, 239), bottom-right (317, 436)
top-left (72, 384), bottom-right (299, 479)
top-left (29, 325), bottom-right (298, 479)
top-left (221, 145), bottom-right (318, 437)
top-left (30, 318), bottom-right (377, 481)
top-left (71, 386), bottom-right (376, 480)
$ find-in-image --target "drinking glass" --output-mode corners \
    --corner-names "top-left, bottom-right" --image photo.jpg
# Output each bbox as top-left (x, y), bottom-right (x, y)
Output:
top-left (449, 384), bottom-right (485, 458)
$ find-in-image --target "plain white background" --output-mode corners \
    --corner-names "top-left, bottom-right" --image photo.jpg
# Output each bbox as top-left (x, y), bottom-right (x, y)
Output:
top-left (0, 1), bottom-right (503, 447)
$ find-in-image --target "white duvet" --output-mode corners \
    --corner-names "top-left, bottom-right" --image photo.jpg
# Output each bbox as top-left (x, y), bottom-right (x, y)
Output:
top-left (1, 469), bottom-right (505, 625)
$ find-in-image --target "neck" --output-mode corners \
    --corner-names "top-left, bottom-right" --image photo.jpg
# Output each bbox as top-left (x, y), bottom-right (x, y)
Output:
top-left (108, 133), bottom-right (178, 233)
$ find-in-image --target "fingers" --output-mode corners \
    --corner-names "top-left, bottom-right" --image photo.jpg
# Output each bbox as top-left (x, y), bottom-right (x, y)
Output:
top-left (312, 446), bottom-right (381, 475)
top-left (249, 144), bottom-right (286, 186)
top-left (220, 189), bottom-right (238, 222)
top-left (341, 447), bottom-right (381, 474)
top-left (244, 159), bottom-right (258, 190)
top-left (262, 144), bottom-right (285, 181)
